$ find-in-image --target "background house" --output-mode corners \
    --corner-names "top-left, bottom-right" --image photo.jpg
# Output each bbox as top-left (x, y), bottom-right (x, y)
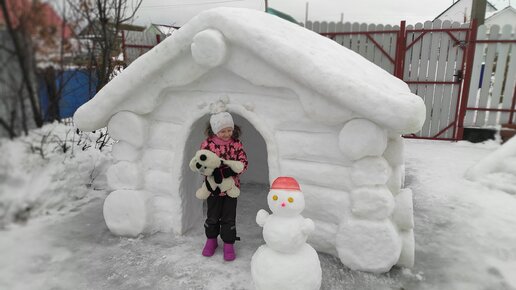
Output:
top-left (485, 5), bottom-right (516, 27)
top-left (76, 21), bottom-right (146, 67)
top-left (266, 7), bottom-right (298, 24)
top-left (146, 23), bottom-right (179, 40)
top-left (434, 0), bottom-right (498, 23)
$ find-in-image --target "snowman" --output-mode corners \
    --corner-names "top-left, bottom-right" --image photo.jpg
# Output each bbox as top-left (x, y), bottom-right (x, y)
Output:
top-left (251, 177), bottom-right (322, 290)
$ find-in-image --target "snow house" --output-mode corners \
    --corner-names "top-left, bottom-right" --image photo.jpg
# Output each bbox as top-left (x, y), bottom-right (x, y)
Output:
top-left (73, 7), bottom-right (426, 273)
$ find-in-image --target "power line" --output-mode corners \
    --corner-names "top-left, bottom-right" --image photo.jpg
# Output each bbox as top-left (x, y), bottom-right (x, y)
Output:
top-left (141, 0), bottom-right (246, 9)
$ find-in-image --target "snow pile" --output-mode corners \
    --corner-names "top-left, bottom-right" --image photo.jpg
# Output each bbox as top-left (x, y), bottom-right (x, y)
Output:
top-left (465, 137), bottom-right (516, 194)
top-left (0, 122), bottom-right (112, 228)
top-left (1, 135), bottom-right (516, 289)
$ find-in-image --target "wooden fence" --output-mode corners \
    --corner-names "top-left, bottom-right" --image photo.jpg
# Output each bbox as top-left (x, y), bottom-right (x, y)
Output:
top-left (464, 24), bottom-right (516, 128)
top-left (305, 21), bottom-right (400, 75)
top-left (309, 20), bottom-right (516, 139)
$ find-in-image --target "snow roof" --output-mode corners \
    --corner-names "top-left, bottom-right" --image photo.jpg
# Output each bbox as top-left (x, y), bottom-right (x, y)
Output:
top-left (74, 7), bottom-right (425, 134)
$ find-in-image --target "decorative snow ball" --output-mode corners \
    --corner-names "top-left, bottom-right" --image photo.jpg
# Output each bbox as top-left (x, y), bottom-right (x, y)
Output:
top-left (252, 177), bottom-right (321, 290)
top-left (73, 7), bottom-right (425, 273)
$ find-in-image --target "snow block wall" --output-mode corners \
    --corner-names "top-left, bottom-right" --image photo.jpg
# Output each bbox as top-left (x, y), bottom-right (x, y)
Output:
top-left (73, 7), bottom-right (425, 273)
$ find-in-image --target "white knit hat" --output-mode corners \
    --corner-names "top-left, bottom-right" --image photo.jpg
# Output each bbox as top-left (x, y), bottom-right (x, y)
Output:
top-left (210, 112), bottom-right (234, 134)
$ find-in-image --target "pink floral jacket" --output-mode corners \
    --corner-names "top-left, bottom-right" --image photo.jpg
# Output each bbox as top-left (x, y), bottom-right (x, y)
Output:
top-left (200, 136), bottom-right (249, 189)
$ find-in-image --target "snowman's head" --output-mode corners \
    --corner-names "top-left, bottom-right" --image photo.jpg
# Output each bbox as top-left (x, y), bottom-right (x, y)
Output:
top-left (267, 189), bottom-right (305, 217)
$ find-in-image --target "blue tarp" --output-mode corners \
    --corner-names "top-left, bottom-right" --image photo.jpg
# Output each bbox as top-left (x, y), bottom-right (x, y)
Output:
top-left (39, 70), bottom-right (97, 120)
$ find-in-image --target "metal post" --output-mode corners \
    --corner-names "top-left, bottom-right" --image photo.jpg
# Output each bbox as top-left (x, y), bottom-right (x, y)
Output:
top-left (394, 21), bottom-right (407, 80)
top-left (305, 2), bottom-right (309, 24)
top-left (470, 0), bottom-right (486, 25)
top-left (509, 84), bottom-right (516, 124)
top-left (456, 19), bottom-right (478, 140)
top-left (121, 30), bottom-right (127, 64)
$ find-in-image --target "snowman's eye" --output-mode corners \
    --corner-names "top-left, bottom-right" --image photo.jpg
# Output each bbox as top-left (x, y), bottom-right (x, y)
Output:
top-left (288, 197), bottom-right (294, 203)
top-left (272, 195), bottom-right (278, 201)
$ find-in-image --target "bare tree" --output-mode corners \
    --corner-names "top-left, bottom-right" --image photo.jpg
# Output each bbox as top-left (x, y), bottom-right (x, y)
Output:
top-left (0, 0), bottom-right (43, 130)
top-left (67, 0), bottom-right (143, 92)
top-left (0, 0), bottom-right (79, 137)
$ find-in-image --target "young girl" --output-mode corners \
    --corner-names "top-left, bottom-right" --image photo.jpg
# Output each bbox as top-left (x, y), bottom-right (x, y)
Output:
top-left (200, 111), bottom-right (248, 261)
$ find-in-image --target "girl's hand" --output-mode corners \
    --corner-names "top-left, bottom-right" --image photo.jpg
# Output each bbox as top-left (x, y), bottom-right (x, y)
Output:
top-left (213, 166), bottom-right (237, 182)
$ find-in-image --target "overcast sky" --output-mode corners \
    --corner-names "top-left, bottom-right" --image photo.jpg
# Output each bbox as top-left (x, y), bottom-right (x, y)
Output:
top-left (133, 0), bottom-right (514, 26)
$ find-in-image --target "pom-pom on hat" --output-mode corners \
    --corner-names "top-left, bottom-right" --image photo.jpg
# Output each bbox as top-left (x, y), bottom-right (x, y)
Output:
top-left (270, 176), bottom-right (301, 191)
top-left (210, 111), bottom-right (234, 134)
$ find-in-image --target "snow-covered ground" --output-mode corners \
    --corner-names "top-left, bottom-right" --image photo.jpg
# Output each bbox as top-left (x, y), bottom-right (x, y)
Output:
top-left (1, 124), bottom-right (516, 290)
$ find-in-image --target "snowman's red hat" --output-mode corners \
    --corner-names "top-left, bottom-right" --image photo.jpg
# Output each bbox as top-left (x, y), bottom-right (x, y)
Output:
top-left (270, 176), bottom-right (301, 191)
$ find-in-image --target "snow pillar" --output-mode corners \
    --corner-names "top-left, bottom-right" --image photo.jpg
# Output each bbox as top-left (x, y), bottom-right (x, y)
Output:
top-left (103, 190), bottom-right (151, 237)
top-left (338, 118), bottom-right (388, 161)
top-left (337, 118), bottom-right (411, 272)
top-left (107, 111), bottom-right (148, 148)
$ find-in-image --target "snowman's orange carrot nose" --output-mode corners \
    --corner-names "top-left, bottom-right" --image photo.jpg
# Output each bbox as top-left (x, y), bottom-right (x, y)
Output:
top-left (281, 202), bottom-right (286, 207)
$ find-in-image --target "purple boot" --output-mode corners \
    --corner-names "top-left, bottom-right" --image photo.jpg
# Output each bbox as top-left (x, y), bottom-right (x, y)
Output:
top-left (223, 243), bottom-right (236, 261)
top-left (202, 238), bottom-right (218, 257)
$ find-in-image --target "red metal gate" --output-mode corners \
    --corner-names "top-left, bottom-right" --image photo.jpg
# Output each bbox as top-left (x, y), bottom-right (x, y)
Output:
top-left (320, 20), bottom-right (478, 141)
top-left (401, 21), bottom-right (476, 140)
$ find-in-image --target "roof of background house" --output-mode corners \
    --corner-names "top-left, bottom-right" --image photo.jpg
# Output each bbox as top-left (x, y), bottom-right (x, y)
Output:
top-left (266, 7), bottom-right (298, 24)
top-left (485, 5), bottom-right (516, 21)
top-left (78, 21), bottom-right (145, 37)
top-left (149, 23), bottom-right (180, 36)
top-left (0, 0), bottom-right (73, 38)
top-left (434, 0), bottom-right (498, 20)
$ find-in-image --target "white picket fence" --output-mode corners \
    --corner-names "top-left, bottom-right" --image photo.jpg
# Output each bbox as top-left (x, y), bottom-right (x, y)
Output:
top-left (307, 20), bottom-right (516, 139)
top-left (464, 24), bottom-right (516, 127)
top-left (305, 21), bottom-right (399, 74)
top-left (405, 21), bottom-right (470, 139)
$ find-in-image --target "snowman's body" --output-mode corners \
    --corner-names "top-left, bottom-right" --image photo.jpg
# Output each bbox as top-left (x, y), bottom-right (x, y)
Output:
top-left (262, 215), bottom-right (307, 253)
top-left (252, 244), bottom-right (321, 290)
top-left (251, 177), bottom-right (322, 290)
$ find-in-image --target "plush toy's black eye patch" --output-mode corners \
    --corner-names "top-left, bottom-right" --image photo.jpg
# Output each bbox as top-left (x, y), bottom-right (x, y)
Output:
top-left (196, 163), bottom-right (201, 169)
top-left (200, 154), bottom-right (207, 161)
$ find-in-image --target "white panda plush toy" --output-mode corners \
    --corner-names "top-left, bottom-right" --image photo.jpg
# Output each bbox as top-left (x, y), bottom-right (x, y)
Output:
top-left (189, 149), bottom-right (245, 199)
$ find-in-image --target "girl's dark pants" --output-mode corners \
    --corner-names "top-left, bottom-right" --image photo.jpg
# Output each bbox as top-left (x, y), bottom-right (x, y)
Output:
top-left (205, 194), bottom-right (237, 244)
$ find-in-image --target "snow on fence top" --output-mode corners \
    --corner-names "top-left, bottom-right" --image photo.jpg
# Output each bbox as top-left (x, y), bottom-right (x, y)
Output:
top-left (74, 7), bottom-right (425, 134)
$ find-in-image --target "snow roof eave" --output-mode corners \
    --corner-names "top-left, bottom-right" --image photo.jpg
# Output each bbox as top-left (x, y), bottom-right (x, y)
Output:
top-left (74, 7), bottom-right (425, 134)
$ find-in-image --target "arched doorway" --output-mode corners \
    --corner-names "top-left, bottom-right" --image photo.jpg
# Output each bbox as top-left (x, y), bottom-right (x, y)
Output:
top-left (180, 111), bottom-right (272, 241)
